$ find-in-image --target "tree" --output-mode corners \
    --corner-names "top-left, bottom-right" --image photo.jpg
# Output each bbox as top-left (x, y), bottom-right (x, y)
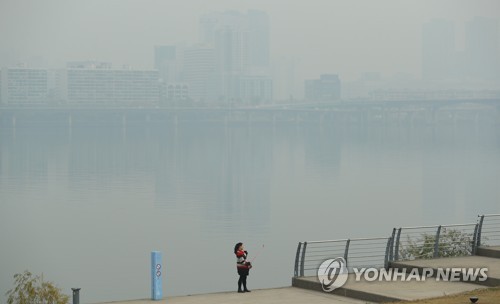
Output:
top-left (5, 270), bottom-right (69, 304)
top-left (399, 228), bottom-right (474, 260)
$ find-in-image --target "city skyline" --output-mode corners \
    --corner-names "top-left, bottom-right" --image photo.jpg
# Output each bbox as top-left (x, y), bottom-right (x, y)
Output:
top-left (1, 0), bottom-right (499, 82)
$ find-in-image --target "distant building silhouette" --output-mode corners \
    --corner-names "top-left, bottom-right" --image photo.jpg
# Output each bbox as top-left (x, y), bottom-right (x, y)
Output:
top-left (198, 10), bottom-right (272, 104)
top-left (0, 67), bottom-right (48, 105)
top-left (183, 45), bottom-right (216, 102)
top-left (305, 74), bottom-right (341, 101)
top-left (465, 17), bottom-right (499, 80)
top-left (154, 45), bottom-right (179, 83)
top-left (422, 19), bottom-right (455, 81)
top-left (58, 61), bottom-right (159, 105)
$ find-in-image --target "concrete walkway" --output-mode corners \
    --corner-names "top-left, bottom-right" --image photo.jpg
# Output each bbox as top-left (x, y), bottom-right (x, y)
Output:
top-left (292, 274), bottom-right (484, 303)
top-left (96, 287), bottom-right (373, 304)
top-left (391, 255), bottom-right (500, 286)
top-left (99, 247), bottom-right (500, 304)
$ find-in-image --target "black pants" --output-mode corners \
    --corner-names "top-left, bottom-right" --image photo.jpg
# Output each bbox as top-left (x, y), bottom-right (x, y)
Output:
top-left (238, 274), bottom-right (248, 291)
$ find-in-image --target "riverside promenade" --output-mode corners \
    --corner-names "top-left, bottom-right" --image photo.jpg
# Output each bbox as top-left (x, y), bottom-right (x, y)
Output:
top-left (97, 287), bottom-right (372, 304)
top-left (98, 266), bottom-right (492, 304)
top-left (98, 215), bottom-right (500, 303)
top-left (99, 247), bottom-right (498, 304)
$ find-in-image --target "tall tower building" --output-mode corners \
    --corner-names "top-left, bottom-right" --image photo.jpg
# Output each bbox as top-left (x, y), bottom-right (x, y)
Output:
top-left (198, 10), bottom-right (272, 104)
top-left (183, 45), bottom-right (216, 102)
top-left (422, 19), bottom-right (455, 81)
top-left (247, 10), bottom-right (270, 68)
top-left (465, 17), bottom-right (499, 80)
top-left (154, 45), bottom-right (178, 83)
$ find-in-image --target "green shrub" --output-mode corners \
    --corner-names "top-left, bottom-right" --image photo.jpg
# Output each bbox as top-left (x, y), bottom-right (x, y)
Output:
top-left (5, 270), bottom-right (69, 304)
top-left (399, 229), bottom-right (473, 260)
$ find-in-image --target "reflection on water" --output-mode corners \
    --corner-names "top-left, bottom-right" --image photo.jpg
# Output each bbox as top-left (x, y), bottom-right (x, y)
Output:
top-left (0, 122), bottom-right (499, 303)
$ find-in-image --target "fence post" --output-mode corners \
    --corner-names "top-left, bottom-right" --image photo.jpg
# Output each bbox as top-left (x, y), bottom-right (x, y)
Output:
top-left (300, 242), bottom-right (307, 277)
top-left (434, 226), bottom-right (442, 258)
top-left (389, 228), bottom-right (396, 262)
top-left (384, 237), bottom-right (392, 270)
top-left (477, 215), bottom-right (485, 247)
top-left (294, 242), bottom-right (302, 277)
top-left (395, 228), bottom-right (402, 261)
top-left (344, 239), bottom-right (351, 261)
top-left (472, 223), bottom-right (479, 255)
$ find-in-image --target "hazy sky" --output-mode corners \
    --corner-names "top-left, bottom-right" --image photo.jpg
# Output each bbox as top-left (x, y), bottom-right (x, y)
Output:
top-left (1, 0), bottom-right (499, 80)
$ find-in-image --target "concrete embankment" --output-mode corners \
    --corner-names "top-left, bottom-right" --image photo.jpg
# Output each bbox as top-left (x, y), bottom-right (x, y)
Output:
top-left (96, 287), bottom-right (371, 304)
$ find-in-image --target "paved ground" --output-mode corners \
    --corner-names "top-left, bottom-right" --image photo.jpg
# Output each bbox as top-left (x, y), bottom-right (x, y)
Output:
top-left (391, 255), bottom-right (500, 286)
top-left (294, 274), bottom-right (485, 302)
top-left (96, 287), bottom-right (374, 304)
top-left (98, 248), bottom-right (500, 304)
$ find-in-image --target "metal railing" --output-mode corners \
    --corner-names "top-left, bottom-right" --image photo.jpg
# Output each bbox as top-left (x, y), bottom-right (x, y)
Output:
top-left (294, 214), bottom-right (499, 277)
top-left (391, 223), bottom-right (478, 261)
top-left (294, 236), bottom-right (392, 277)
top-left (477, 214), bottom-right (500, 247)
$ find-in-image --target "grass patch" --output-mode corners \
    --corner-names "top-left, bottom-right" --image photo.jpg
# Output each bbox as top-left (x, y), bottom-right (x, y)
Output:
top-left (385, 287), bottom-right (500, 304)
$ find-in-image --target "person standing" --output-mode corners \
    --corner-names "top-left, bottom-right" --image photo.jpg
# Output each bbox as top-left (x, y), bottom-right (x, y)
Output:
top-left (234, 242), bottom-right (251, 293)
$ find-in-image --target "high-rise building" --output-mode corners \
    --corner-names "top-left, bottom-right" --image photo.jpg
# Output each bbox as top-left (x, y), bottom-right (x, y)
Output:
top-left (183, 45), bottom-right (216, 102)
top-left (198, 10), bottom-right (272, 103)
top-left (239, 74), bottom-right (273, 104)
top-left (59, 62), bottom-right (159, 105)
top-left (154, 45), bottom-right (179, 83)
top-left (247, 10), bottom-right (270, 67)
top-left (214, 25), bottom-right (246, 101)
top-left (305, 74), bottom-right (341, 101)
top-left (465, 17), bottom-right (499, 80)
top-left (422, 19), bottom-right (455, 81)
top-left (0, 67), bottom-right (48, 105)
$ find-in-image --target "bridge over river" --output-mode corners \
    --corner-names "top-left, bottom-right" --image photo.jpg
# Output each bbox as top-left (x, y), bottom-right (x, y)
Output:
top-left (1, 98), bottom-right (499, 126)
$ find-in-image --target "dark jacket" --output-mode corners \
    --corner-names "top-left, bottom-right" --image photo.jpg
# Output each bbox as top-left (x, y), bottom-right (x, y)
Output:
top-left (236, 250), bottom-right (251, 275)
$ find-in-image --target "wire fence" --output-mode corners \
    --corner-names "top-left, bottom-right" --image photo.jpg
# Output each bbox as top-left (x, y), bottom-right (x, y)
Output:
top-left (294, 237), bottom-right (392, 277)
top-left (392, 223), bottom-right (478, 261)
top-left (294, 214), bottom-right (499, 277)
top-left (477, 214), bottom-right (500, 247)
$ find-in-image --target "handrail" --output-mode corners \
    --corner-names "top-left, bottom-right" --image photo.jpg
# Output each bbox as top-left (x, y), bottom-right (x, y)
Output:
top-left (306, 237), bottom-right (389, 244)
top-left (294, 214), bottom-right (500, 278)
top-left (393, 222), bottom-right (480, 262)
top-left (477, 214), bottom-right (500, 247)
top-left (398, 223), bottom-right (477, 230)
top-left (294, 237), bottom-right (391, 277)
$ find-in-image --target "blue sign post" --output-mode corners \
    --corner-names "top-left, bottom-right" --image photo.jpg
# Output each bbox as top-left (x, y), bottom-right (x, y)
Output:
top-left (151, 251), bottom-right (163, 300)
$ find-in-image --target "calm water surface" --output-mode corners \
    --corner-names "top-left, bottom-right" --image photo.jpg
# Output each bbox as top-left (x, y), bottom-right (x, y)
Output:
top-left (1, 122), bottom-right (499, 303)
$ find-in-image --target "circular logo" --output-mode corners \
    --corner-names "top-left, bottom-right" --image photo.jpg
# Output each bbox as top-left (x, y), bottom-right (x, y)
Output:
top-left (317, 257), bottom-right (349, 292)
